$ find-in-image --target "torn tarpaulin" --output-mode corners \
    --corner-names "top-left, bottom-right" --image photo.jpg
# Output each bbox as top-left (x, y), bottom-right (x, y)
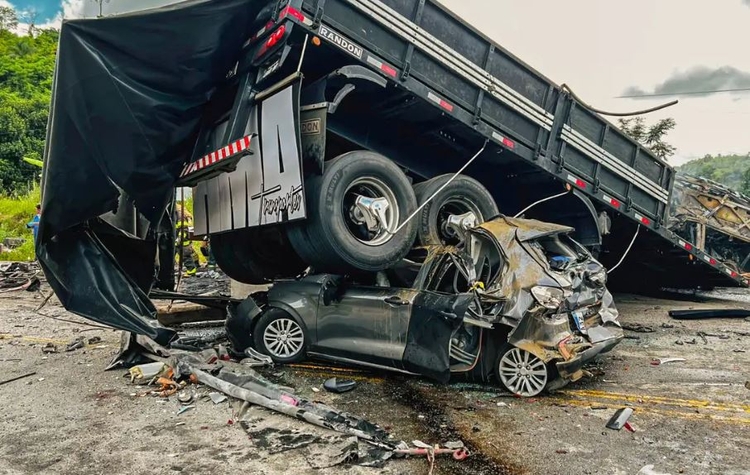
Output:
top-left (38, 0), bottom-right (270, 343)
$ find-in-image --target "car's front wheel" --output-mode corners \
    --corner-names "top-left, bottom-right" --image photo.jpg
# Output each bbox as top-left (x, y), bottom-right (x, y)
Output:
top-left (496, 345), bottom-right (550, 397)
top-left (253, 308), bottom-right (307, 364)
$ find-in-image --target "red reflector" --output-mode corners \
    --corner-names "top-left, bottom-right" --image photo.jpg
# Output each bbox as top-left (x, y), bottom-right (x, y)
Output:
top-left (265, 24), bottom-right (286, 48)
top-left (709, 258), bottom-right (717, 265)
top-left (381, 64), bottom-right (397, 77)
top-left (502, 137), bottom-right (516, 149)
top-left (731, 271), bottom-right (738, 278)
top-left (439, 99), bottom-right (453, 112)
top-left (576, 179), bottom-right (586, 188)
top-left (685, 243), bottom-right (693, 251)
top-left (641, 217), bottom-right (651, 225)
top-left (280, 6), bottom-right (306, 22)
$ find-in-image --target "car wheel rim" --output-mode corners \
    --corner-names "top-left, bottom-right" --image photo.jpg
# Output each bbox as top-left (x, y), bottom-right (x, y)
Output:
top-left (498, 348), bottom-right (548, 397)
top-left (263, 318), bottom-right (304, 358)
top-left (343, 177), bottom-right (399, 247)
top-left (437, 198), bottom-right (481, 245)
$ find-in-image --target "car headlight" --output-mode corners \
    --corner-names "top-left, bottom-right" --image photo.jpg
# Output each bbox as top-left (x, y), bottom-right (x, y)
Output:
top-left (530, 286), bottom-right (566, 310)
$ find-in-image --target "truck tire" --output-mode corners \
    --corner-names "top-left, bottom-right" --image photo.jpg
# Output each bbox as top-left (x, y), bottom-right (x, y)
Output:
top-left (211, 225), bottom-right (307, 284)
top-left (414, 174), bottom-right (499, 246)
top-left (288, 151), bottom-right (418, 273)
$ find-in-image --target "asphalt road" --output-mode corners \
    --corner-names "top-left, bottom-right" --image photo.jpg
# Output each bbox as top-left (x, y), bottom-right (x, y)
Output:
top-left (1, 287), bottom-right (748, 475)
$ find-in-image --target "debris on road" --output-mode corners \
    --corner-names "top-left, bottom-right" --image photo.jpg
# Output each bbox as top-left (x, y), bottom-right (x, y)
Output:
top-left (208, 392), bottom-right (227, 404)
top-left (323, 378), bottom-right (357, 394)
top-left (621, 323), bottom-right (655, 333)
top-left (42, 342), bottom-right (58, 354)
top-left (177, 391), bottom-right (193, 404)
top-left (176, 405), bottom-right (194, 415)
top-left (128, 362), bottom-right (168, 382)
top-left (669, 308), bottom-right (750, 320)
top-left (637, 464), bottom-right (672, 475)
top-left (65, 336), bottom-right (85, 352)
top-left (606, 407), bottom-right (634, 431)
top-left (0, 371), bottom-right (37, 386)
top-left (651, 358), bottom-right (686, 366)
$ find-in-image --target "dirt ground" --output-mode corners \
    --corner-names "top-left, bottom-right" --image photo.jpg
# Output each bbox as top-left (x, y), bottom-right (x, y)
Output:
top-left (1, 284), bottom-right (749, 475)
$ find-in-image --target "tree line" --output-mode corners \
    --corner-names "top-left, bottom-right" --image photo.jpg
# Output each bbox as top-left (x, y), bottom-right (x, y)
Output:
top-left (0, 6), bottom-right (57, 194)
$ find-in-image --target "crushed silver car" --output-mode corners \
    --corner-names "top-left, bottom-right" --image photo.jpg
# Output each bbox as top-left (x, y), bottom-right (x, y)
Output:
top-left (229, 216), bottom-right (623, 397)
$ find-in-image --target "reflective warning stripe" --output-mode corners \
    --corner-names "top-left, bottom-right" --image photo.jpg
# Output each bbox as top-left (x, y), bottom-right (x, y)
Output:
top-left (602, 194), bottom-right (621, 209)
top-left (634, 213), bottom-right (651, 226)
top-left (427, 92), bottom-right (453, 112)
top-left (566, 174), bottom-right (586, 189)
top-left (180, 135), bottom-right (252, 178)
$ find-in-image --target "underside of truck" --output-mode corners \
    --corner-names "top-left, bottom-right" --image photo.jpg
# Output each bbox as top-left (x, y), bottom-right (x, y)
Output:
top-left (37, 0), bottom-right (747, 342)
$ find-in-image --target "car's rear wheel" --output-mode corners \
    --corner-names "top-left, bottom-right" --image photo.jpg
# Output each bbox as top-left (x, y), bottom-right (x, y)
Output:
top-left (496, 345), bottom-right (549, 397)
top-left (253, 308), bottom-right (307, 364)
top-left (211, 226), bottom-right (307, 284)
top-left (413, 174), bottom-right (499, 246)
top-left (287, 151), bottom-right (418, 273)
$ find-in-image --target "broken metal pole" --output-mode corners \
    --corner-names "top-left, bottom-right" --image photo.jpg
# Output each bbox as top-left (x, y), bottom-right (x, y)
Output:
top-left (190, 368), bottom-right (393, 448)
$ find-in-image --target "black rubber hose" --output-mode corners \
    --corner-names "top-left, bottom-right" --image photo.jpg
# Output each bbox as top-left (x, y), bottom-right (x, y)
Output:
top-left (561, 84), bottom-right (678, 117)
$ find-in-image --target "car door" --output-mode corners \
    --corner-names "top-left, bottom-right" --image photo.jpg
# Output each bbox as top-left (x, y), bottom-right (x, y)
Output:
top-left (314, 285), bottom-right (418, 370)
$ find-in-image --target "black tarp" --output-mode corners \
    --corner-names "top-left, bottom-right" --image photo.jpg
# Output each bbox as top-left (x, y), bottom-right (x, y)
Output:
top-left (39, 0), bottom-right (271, 342)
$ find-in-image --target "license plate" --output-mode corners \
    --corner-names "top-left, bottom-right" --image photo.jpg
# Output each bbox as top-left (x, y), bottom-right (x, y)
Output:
top-left (572, 311), bottom-right (588, 334)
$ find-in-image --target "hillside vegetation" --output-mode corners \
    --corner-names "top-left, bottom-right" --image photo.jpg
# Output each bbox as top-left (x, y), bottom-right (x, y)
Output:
top-left (676, 153), bottom-right (750, 195)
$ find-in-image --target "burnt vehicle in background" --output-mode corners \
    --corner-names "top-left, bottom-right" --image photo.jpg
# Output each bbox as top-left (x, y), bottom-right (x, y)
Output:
top-left (231, 216), bottom-right (623, 397)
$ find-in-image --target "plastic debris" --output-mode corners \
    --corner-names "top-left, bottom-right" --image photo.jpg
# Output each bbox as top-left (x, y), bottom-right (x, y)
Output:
top-left (606, 407), bottom-right (634, 431)
top-left (129, 362), bottom-right (168, 382)
top-left (209, 392), bottom-right (228, 404)
top-left (177, 405), bottom-right (194, 415)
top-left (650, 358), bottom-right (686, 366)
top-left (324, 378), bottom-right (357, 394)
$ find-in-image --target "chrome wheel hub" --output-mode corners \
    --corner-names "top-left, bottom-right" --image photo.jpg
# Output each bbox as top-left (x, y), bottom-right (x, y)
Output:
top-left (498, 347), bottom-right (548, 397)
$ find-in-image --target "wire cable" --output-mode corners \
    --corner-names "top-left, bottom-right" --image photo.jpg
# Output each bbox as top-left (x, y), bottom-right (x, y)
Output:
top-left (608, 225), bottom-right (640, 274)
top-left (513, 190), bottom-right (570, 218)
top-left (561, 84), bottom-right (678, 117)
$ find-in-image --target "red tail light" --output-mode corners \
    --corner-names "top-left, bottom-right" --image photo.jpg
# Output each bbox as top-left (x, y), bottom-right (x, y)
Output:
top-left (265, 24), bottom-right (286, 49)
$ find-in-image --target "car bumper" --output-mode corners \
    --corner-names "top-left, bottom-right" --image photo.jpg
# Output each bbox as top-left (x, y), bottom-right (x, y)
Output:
top-left (555, 330), bottom-right (623, 379)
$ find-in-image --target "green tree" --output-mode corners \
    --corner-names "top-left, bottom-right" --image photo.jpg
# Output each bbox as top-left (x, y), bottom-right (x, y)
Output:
top-left (618, 117), bottom-right (677, 160)
top-left (0, 6), bottom-right (18, 32)
top-left (740, 168), bottom-right (750, 196)
top-left (0, 19), bottom-right (58, 193)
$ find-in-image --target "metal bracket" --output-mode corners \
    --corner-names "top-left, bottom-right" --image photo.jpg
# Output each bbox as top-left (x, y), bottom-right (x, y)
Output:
top-left (593, 178), bottom-right (601, 193)
top-left (555, 155), bottom-right (565, 173)
top-left (533, 145), bottom-right (544, 161)
top-left (401, 58), bottom-right (412, 80)
top-left (312, 0), bottom-right (326, 27)
top-left (625, 197), bottom-right (633, 213)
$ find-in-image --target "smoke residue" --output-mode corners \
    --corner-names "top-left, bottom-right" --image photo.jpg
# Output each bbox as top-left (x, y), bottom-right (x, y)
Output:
top-left (622, 66), bottom-right (750, 99)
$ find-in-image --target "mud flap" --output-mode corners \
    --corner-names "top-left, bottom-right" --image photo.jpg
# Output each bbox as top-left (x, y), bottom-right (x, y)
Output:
top-left (402, 293), bottom-right (473, 383)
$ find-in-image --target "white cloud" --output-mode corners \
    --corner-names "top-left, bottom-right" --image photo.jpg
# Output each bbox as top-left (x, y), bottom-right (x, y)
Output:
top-left (62, 0), bottom-right (85, 19)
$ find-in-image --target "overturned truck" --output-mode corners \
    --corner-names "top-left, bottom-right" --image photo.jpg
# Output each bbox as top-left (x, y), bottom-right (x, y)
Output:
top-left (37, 0), bottom-right (745, 391)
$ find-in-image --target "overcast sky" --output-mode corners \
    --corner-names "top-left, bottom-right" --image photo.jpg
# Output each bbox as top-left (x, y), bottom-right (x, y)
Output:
top-left (5, 0), bottom-right (750, 165)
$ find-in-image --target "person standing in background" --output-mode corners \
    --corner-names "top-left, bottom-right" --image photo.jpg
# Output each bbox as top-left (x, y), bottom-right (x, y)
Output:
top-left (26, 204), bottom-right (41, 246)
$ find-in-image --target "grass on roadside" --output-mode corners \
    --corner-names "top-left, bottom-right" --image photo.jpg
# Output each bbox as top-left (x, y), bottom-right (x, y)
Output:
top-left (0, 185), bottom-right (40, 261)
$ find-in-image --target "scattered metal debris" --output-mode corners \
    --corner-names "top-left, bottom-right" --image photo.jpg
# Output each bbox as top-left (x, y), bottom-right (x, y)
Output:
top-left (324, 378), bottom-right (357, 394)
top-left (606, 407), bottom-right (634, 431)
top-left (42, 342), bottom-right (58, 354)
top-left (65, 336), bottom-right (85, 352)
top-left (621, 323), bottom-right (655, 333)
top-left (209, 392), bottom-right (228, 404)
